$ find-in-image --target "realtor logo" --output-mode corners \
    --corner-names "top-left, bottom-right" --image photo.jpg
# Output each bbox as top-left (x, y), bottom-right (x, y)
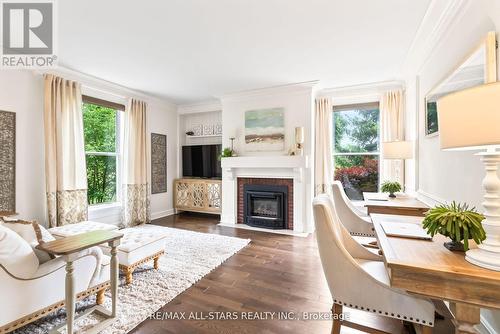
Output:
top-left (1, 0), bottom-right (56, 68)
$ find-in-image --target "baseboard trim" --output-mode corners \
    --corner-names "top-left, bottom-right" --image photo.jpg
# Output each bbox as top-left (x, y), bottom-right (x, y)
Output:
top-left (151, 209), bottom-right (175, 220)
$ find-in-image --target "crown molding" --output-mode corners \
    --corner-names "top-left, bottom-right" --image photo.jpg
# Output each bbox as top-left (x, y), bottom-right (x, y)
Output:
top-left (177, 100), bottom-right (222, 115)
top-left (401, 0), bottom-right (471, 76)
top-left (220, 80), bottom-right (319, 102)
top-left (317, 80), bottom-right (405, 97)
top-left (37, 65), bottom-right (178, 109)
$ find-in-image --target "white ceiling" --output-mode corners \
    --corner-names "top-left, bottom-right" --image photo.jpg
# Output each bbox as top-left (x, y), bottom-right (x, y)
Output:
top-left (58, 0), bottom-right (432, 105)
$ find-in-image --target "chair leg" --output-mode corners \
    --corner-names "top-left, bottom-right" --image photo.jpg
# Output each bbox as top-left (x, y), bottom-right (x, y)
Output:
top-left (96, 289), bottom-right (105, 305)
top-left (332, 303), bottom-right (342, 334)
top-left (421, 325), bottom-right (433, 334)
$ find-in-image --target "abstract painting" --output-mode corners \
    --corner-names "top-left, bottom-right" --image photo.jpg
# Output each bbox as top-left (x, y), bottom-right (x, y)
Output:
top-left (245, 108), bottom-right (285, 151)
top-left (0, 111), bottom-right (15, 212)
top-left (151, 133), bottom-right (167, 194)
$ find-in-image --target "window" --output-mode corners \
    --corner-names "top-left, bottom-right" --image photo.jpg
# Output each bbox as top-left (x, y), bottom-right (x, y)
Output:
top-left (82, 96), bottom-right (124, 205)
top-left (332, 103), bottom-right (380, 200)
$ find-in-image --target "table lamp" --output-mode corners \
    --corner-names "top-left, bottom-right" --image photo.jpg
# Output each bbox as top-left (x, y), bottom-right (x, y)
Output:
top-left (382, 140), bottom-right (413, 190)
top-left (438, 82), bottom-right (500, 271)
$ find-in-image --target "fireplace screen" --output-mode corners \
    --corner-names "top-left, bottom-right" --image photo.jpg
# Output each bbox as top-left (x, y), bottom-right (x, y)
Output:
top-left (244, 184), bottom-right (288, 229)
top-left (251, 198), bottom-right (279, 218)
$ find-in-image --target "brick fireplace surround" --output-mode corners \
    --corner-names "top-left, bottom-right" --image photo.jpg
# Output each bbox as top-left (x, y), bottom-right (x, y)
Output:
top-left (237, 178), bottom-right (294, 230)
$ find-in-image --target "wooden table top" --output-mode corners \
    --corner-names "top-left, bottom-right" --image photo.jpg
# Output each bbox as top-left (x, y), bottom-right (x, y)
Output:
top-left (363, 192), bottom-right (429, 209)
top-left (37, 230), bottom-right (123, 256)
top-left (372, 214), bottom-right (500, 309)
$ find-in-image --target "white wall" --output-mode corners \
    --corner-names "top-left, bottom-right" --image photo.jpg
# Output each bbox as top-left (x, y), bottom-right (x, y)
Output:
top-left (406, 0), bottom-right (500, 331)
top-left (0, 68), bottom-right (178, 226)
top-left (220, 83), bottom-right (315, 232)
top-left (0, 71), bottom-right (46, 223)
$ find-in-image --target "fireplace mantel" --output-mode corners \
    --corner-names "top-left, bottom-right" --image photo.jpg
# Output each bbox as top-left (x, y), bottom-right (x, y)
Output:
top-left (221, 155), bottom-right (311, 234)
top-left (221, 155), bottom-right (309, 182)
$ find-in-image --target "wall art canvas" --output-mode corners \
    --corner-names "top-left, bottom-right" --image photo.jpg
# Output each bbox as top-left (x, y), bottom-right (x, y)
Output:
top-left (151, 133), bottom-right (167, 194)
top-left (245, 108), bottom-right (285, 151)
top-left (0, 111), bottom-right (15, 212)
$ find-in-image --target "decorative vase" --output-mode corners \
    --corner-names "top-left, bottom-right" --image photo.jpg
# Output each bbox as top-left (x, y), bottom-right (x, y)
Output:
top-left (444, 240), bottom-right (465, 252)
top-left (389, 192), bottom-right (396, 198)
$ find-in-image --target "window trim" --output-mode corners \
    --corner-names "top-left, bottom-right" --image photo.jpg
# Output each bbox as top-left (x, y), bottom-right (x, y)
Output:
top-left (83, 98), bottom-right (122, 207)
top-left (332, 102), bottom-right (382, 190)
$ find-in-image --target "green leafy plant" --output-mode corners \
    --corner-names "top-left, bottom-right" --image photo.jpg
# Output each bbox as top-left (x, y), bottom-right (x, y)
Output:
top-left (422, 201), bottom-right (486, 251)
top-left (218, 147), bottom-right (234, 160)
top-left (380, 181), bottom-right (402, 198)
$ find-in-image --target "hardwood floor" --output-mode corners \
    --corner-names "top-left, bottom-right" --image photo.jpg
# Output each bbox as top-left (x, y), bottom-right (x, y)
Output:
top-left (129, 213), bottom-right (452, 334)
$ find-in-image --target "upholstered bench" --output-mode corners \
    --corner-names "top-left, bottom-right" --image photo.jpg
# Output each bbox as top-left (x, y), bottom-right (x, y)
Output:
top-left (49, 222), bottom-right (166, 284)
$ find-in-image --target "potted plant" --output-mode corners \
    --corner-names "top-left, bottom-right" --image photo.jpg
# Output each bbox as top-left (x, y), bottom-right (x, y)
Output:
top-left (422, 201), bottom-right (486, 251)
top-left (380, 181), bottom-right (402, 198)
top-left (218, 147), bottom-right (234, 160)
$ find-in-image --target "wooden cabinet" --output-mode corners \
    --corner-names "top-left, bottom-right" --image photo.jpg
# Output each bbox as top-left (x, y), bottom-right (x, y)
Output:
top-left (174, 178), bottom-right (222, 214)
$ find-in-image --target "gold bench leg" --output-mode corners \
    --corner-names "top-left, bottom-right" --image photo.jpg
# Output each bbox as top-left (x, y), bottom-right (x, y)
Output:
top-left (124, 267), bottom-right (133, 285)
top-left (154, 255), bottom-right (160, 269)
top-left (96, 288), bottom-right (106, 305)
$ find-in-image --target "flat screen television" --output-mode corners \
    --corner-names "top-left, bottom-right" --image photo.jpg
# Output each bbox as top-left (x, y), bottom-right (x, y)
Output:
top-left (182, 144), bottom-right (222, 178)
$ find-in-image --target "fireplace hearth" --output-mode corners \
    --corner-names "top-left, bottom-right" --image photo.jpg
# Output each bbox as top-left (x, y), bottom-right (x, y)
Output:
top-left (244, 184), bottom-right (288, 229)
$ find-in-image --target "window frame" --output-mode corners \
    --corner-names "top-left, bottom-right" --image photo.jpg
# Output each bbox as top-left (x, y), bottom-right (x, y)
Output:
top-left (332, 102), bottom-right (382, 191)
top-left (82, 97), bottom-right (123, 207)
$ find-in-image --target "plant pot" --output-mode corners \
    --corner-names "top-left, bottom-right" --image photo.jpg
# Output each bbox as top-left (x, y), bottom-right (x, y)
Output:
top-left (443, 241), bottom-right (465, 252)
top-left (388, 192), bottom-right (396, 198)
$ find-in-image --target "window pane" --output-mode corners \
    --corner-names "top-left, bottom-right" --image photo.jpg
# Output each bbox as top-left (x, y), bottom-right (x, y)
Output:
top-left (82, 103), bottom-right (117, 152)
top-left (86, 155), bottom-right (117, 205)
top-left (334, 155), bottom-right (379, 200)
top-left (333, 107), bottom-right (379, 153)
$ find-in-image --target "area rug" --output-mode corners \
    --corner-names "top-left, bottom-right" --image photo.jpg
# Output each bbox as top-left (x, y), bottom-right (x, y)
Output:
top-left (14, 225), bottom-right (250, 334)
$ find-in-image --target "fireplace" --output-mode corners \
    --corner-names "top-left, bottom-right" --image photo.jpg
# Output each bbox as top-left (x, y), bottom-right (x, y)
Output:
top-left (244, 184), bottom-right (288, 229)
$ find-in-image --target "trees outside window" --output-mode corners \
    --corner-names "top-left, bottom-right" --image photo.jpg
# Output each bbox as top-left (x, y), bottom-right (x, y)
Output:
top-left (82, 102), bottom-right (120, 205)
top-left (333, 103), bottom-right (380, 200)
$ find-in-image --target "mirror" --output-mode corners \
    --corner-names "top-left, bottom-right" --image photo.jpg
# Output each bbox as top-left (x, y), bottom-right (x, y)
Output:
top-left (425, 31), bottom-right (497, 137)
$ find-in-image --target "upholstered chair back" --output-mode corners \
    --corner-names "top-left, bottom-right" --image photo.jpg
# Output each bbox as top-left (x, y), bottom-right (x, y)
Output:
top-left (331, 181), bottom-right (374, 236)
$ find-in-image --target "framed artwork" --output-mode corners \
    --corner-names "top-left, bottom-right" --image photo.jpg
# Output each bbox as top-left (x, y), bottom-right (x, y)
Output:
top-left (0, 110), bottom-right (15, 213)
top-left (245, 108), bottom-right (285, 151)
top-left (425, 31), bottom-right (497, 137)
top-left (151, 133), bottom-right (167, 194)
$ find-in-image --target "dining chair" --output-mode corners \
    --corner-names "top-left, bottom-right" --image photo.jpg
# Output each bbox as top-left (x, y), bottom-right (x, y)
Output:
top-left (313, 194), bottom-right (435, 334)
top-left (331, 181), bottom-right (374, 238)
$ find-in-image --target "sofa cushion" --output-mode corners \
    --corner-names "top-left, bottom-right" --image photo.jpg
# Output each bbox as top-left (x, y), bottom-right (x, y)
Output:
top-left (1, 217), bottom-right (56, 263)
top-left (0, 224), bottom-right (39, 278)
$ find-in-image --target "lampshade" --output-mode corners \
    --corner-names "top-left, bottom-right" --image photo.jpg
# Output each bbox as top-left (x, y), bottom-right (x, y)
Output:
top-left (383, 140), bottom-right (413, 159)
top-left (437, 82), bottom-right (500, 151)
top-left (295, 127), bottom-right (304, 144)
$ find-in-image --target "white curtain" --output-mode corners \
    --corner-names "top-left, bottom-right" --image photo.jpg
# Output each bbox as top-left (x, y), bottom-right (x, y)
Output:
top-left (122, 99), bottom-right (150, 227)
top-left (380, 90), bottom-right (405, 184)
top-left (43, 74), bottom-right (88, 227)
top-left (314, 97), bottom-right (334, 195)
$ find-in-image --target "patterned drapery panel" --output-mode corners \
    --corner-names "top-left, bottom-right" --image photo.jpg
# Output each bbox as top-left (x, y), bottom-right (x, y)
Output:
top-left (44, 74), bottom-right (88, 227)
top-left (122, 99), bottom-right (151, 227)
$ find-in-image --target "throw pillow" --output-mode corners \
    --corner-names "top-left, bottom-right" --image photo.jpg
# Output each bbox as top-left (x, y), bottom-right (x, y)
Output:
top-left (0, 224), bottom-right (39, 278)
top-left (1, 217), bottom-right (56, 263)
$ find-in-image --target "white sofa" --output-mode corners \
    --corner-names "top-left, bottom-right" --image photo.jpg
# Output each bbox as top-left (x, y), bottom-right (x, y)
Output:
top-left (0, 224), bottom-right (110, 333)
